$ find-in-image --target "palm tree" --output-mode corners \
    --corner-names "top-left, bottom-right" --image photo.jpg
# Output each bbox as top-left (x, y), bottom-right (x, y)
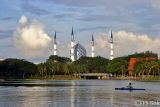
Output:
top-left (147, 61), bottom-right (159, 76)
top-left (158, 60), bottom-right (160, 77)
top-left (46, 61), bottom-right (57, 78)
top-left (37, 63), bottom-right (47, 78)
top-left (135, 60), bottom-right (160, 79)
top-left (134, 62), bottom-right (146, 80)
top-left (63, 64), bottom-right (70, 75)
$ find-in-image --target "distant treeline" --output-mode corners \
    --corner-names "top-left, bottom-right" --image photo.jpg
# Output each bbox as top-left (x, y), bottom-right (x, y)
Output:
top-left (0, 59), bottom-right (37, 79)
top-left (0, 51), bottom-right (160, 79)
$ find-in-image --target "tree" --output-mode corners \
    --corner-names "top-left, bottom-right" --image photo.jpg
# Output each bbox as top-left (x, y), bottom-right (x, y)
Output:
top-left (74, 56), bottom-right (109, 73)
top-left (63, 64), bottom-right (70, 75)
top-left (47, 55), bottom-right (70, 64)
top-left (0, 59), bottom-right (37, 79)
top-left (37, 63), bottom-right (47, 77)
top-left (107, 58), bottom-right (128, 76)
top-left (134, 60), bottom-right (160, 78)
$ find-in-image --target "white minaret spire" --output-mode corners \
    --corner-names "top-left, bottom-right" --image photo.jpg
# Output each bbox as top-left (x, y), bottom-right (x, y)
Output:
top-left (53, 32), bottom-right (57, 56)
top-left (110, 30), bottom-right (114, 60)
top-left (70, 27), bottom-right (75, 62)
top-left (91, 34), bottom-right (95, 57)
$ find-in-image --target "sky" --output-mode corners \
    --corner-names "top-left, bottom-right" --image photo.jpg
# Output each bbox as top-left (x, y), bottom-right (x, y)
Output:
top-left (0, 0), bottom-right (160, 62)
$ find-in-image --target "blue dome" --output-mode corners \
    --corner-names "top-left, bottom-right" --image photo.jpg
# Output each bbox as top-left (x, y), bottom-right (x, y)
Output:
top-left (74, 43), bottom-right (86, 60)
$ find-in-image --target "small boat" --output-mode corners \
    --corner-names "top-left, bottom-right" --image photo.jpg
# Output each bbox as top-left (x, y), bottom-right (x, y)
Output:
top-left (115, 87), bottom-right (145, 91)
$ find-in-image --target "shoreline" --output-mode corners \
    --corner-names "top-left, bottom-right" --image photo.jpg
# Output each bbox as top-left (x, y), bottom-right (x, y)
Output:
top-left (1, 75), bottom-right (160, 82)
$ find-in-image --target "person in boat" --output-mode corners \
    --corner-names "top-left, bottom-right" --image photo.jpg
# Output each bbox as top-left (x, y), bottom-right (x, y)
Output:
top-left (127, 83), bottom-right (133, 89)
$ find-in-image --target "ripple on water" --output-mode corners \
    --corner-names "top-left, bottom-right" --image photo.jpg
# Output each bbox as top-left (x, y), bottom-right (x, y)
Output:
top-left (0, 80), bottom-right (160, 107)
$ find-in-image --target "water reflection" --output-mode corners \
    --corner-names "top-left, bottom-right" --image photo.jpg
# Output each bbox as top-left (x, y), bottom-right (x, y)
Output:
top-left (70, 81), bottom-right (75, 107)
top-left (0, 80), bottom-right (160, 107)
top-left (91, 88), bottom-right (95, 107)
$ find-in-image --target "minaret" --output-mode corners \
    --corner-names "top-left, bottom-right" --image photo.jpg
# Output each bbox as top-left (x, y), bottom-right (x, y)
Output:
top-left (53, 32), bottom-right (57, 56)
top-left (110, 30), bottom-right (114, 60)
top-left (91, 34), bottom-right (95, 57)
top-left (70, 28), bottom-right (75, 62)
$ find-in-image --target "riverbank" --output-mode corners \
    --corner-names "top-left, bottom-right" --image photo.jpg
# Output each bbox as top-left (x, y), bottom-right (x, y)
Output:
top-left (1, 75), bottom-right (160, 81)
top-left (112, 75), bottom-right (160, 81)
top-left (25, 75), bottom-right (160, 81)
top-left (28, 75), bottom-right (81, 80)
top-left (140, 76), bottom-right (160, 82)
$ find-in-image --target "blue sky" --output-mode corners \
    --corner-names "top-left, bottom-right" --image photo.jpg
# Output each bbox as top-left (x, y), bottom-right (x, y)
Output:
top-left (0, 0), bottom-right (160, 62)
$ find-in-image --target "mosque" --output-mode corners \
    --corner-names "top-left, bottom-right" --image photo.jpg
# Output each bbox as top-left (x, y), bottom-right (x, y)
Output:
top-left (53, 28), bottom-right (114, 62)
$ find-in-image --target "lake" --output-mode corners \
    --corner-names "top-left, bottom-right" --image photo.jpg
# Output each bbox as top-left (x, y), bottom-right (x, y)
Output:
top-left (0, 80), bottom-right (160, 107)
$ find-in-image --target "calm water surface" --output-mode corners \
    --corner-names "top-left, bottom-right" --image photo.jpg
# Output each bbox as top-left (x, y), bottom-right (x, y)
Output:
top-left (0, 80), bottom-right (160, 107)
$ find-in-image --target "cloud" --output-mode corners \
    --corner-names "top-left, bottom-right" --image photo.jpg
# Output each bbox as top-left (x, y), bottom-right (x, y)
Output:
top-left (78, 26), bottom-right (108, 32)
top-left (54, 14), bottom-right (72, 19)
top-left (57, 42), bottom-right (70, 57)
top-left (49, 0), bottom-right (142, 7)
top-left (21, 1), bottom-right (50, 16)
top-left (1, 17), bottom-right (13, 21)
top-left (0, 37), bottom-right (13, 47)
top-left (13, 15), bottom-right (52, 57)
top-left (151, 0), bottom-right (160, 9)
top-left (77, 14), bottom-right (109, 22)
top-left (0, 29), bottom-right (13, 39)
top-left (94, 31), bottom-right (160, 58)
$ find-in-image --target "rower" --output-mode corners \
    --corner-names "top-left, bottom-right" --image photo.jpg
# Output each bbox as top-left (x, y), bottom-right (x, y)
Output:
top-left (127, 83), bottom-right (133, 88)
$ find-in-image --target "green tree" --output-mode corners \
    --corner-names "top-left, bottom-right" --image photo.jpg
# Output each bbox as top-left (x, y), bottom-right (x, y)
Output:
top-left (107, 59), bottom-right (128, 76)
top-left (0, 59), bottom-right (37, 79)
